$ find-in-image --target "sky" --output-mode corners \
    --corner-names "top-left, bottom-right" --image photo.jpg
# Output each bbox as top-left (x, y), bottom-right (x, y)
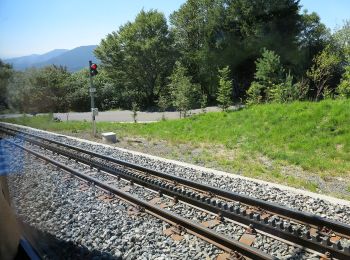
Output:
top-left (0, 0), bottom-right (349, 59)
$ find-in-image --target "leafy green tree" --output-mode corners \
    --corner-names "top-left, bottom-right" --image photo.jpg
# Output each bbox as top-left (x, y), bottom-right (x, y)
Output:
top-left (168, 61), bottom-right (200, 117)
top-left (337, 65), bottom-right (350, 98)
top-left (332, 20), bottom-right (350, 59)
top-left (222, 0), bottom-right (302, 94)
top-left (297, 10), bottom-right (331, 74)
top-left (217, 66), bottom-right (232, 111)
top-left (306, 46), bottom-right (341, 100)
top-left (6, 66), bottom-right (71, 113)
top-left (0, 60), bottom-right (13, 110)
top-left (7, 71), bottom-right (28, 112)
top-left (95, 10), bottom-right (175, 108)
top-left (65, 69), bottom-right (90, 112)
top-left (170, 0), bottom-right (224, 98)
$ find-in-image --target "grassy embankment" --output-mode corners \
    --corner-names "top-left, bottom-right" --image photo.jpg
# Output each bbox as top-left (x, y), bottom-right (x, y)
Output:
top-left (2, 99), bottom-right (350, 199)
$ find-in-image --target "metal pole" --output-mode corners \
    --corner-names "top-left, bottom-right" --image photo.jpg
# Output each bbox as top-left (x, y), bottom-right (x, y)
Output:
top-left (89, 60), bottom-right (96, 137)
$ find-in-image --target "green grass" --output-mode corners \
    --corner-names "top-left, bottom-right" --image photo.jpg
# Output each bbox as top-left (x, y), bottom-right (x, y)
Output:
top-left (2, 99), bottom-right (350, 197)
top-left (111, 99), bottom-right (349, 176)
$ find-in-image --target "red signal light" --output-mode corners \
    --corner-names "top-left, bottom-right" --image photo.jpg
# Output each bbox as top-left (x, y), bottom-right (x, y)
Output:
top-left (89, 62), bottom-right (98, 77)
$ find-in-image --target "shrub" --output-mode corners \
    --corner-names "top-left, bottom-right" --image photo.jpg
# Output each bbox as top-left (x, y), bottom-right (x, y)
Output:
top-left (246, 82), bottom-right (264, 105)
top-left (217, 66), bottom-right (233, 111)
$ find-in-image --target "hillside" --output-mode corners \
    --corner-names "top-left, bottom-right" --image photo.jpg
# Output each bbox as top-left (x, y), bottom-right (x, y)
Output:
top-left (5, 49), bottom-right (68, 70)
top-left (3, 99), bottom-right (350, 198)
top-left (4, 45), bottom-right (98, 72)
top-left (35, 45), bottom-right (98, 71)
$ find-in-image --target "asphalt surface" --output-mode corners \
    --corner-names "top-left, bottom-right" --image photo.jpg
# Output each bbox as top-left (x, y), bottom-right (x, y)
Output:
top-left (0, 106), bottom-right (241, 122)
top-left (54, 106), bottom-right (227, 122)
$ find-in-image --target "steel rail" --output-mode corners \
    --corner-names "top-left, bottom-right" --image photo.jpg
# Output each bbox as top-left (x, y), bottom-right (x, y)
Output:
top-left (1, 125), bottom-right (350, 236)
top-left (4, 139), bottom-right (275, 260)
top-left (1, 126), bottom-right (350, 259)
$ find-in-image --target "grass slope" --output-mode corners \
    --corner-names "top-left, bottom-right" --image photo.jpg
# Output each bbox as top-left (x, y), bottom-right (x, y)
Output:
top-left (3, 99), bottom-right (350, 198)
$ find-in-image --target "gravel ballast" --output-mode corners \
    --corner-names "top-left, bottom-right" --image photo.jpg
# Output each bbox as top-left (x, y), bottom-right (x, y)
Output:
top-left (2, 123), bottom-right (350, 259)
top-left (6, 145), bottom-right (223, 259)
top-left (3, 123), bottom-right (349, 223)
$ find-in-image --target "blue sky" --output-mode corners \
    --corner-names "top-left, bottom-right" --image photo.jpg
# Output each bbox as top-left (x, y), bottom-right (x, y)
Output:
top-left (0, 0), bottom-right (349, 59)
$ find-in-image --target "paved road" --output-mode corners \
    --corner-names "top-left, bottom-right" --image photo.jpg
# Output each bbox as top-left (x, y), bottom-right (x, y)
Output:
top-left (54, 106), bottom-right (227, 122)
top-left (1, 106), bottom-right (241, 122)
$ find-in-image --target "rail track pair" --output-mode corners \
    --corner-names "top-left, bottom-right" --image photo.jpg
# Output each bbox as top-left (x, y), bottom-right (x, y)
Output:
top-left (1, 124), bottom-right (349, 260)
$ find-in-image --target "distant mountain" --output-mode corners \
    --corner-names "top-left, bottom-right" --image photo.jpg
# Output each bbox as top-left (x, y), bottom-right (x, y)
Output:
top-left (5, 45), bottom-right (98, 72)
top-left (5, 49), bottom-right (69, 70)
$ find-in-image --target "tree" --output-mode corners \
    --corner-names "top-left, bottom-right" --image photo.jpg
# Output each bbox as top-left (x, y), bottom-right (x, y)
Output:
top-left (297, 10), bottom-right (330, 74)
top-left (6, 66), bottom-right (71, 113)
top-left (6, 71), bottom-right (28, 112)
top-left (0, 60), bottom-right (13, 110)
top-left (254, 49), bottom-right (285, 86)
top-left (222, 0), bottom-right (302, 95)
top-left (157, 92), bottom-right (171, 120)
top-left (95, 9), bottom-right (175, 108)
top-left (306, 46), bottom-right (340, 100)
top-left (170, 0), bottom-right (224, 98)
top-left (65, 69), bottom-right (90, 112)
top-left (337, 65), bottom-right (350, 98)
top-left (168, 61), bottom-right (200, 117)
top-left (217, 66), bottom-right (232, 111)
top-left (332, 20), bottom-right (350, 72)
top-left (247, 49), bottom-right (285, 104)
top-left (332, 20), bottom-right (350, 57)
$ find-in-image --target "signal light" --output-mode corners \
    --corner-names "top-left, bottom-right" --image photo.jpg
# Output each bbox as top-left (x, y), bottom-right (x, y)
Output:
top-left (90, 62), bottom-right (98, 77)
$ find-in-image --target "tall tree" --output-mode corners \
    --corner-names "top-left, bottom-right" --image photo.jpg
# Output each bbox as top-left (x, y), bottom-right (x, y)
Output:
top-left (171, 0), bottom-right (303, 101)
top-left (223, 0), bottom-right (302, 87)
top-left (95, 10), bottom-right (175, 108)
top-left (297, 10), bottom-right (330, 75)
top-left (0, 60), bottom-right (13, 110)
top-left (170, 0), bottom-right (224, 98)
top-left (168, 61), bottom-right (200, 117)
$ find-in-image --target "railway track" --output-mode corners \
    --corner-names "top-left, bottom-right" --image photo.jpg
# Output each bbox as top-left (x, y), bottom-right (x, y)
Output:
top-left (1, 124), bottom-right (350, 260)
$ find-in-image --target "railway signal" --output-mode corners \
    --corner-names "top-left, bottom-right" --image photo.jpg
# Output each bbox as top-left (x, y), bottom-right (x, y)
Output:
top-left (90, 62), bottom-right (98, 76)
top-left (89, 60), bottom-right (98, 136)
